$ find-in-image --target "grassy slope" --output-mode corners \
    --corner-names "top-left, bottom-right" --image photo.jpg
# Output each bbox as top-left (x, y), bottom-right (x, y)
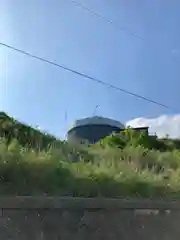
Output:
top-left (0, 139), bottom-right (180, 198)
top-left (0, 112), bottom-right (180, 198)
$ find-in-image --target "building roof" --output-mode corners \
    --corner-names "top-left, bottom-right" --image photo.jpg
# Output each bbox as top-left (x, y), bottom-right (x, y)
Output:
top-left (68, 116), bottom-right (125, 131)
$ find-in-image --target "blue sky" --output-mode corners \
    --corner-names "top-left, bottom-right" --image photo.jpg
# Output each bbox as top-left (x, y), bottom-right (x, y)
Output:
top-left (0, 0), bottom-right (180, 138)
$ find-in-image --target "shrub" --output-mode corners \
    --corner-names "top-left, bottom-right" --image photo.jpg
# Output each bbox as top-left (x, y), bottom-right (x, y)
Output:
top-left (96, 128), bottom-right (175, 151)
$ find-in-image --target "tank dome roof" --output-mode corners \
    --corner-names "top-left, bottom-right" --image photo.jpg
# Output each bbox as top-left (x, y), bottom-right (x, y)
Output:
top-left (68, 116), bottom-right (125, 131)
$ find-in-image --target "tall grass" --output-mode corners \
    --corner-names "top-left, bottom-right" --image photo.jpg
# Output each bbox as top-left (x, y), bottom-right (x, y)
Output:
top-left (0, 138), bottom-right (180, 198)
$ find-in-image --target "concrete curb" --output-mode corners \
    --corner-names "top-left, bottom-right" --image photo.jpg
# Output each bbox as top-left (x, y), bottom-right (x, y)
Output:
top-left (0, 197), bottom-right (179, 209)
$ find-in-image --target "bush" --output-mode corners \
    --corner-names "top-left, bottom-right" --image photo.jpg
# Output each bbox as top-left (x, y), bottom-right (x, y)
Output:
top-left (96, 128), bottom-right (177, 151)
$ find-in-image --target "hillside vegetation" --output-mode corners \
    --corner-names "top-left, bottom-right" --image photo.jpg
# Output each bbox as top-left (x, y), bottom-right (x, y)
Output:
top-left (0, 112), bottom-right (60, 149)
top-left (1, 112), bottom-right (180, 198)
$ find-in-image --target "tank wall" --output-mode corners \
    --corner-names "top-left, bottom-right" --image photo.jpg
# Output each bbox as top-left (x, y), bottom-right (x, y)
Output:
top-left (67, 124), bottom-right (121, 144)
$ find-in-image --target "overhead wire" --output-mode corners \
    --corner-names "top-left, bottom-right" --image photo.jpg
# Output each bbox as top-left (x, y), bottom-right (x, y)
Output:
top-left (70, 0), bottom-right (178, 57)
top-left (68, 1), bottom-right (178, 112)
top-left (70, 0), bottom-right (142, 40)
top-left (0, 42), bottom-right (172, 110)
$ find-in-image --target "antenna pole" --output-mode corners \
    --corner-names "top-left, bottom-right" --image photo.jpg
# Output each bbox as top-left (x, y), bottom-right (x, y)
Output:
top-left (64, 110), bottom-right (68, 140)
top-left (93, 105), bottom-right (99, 116)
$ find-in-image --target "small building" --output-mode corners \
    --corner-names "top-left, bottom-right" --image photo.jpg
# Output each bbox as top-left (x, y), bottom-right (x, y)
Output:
top-left (67, 116), bottom-right (148, 144)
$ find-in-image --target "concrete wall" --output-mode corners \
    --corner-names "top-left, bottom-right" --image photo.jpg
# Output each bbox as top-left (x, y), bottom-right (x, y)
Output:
top-left (0, 197), bottom-right (180, 239)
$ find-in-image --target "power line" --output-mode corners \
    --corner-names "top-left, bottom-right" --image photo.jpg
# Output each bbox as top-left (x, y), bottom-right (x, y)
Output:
top-left (70, 0), bottom-right (142, 40)
top-left (70, 1), bottom-right (177, 56)
top-left (0, 42), bottom-right (171, 109)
